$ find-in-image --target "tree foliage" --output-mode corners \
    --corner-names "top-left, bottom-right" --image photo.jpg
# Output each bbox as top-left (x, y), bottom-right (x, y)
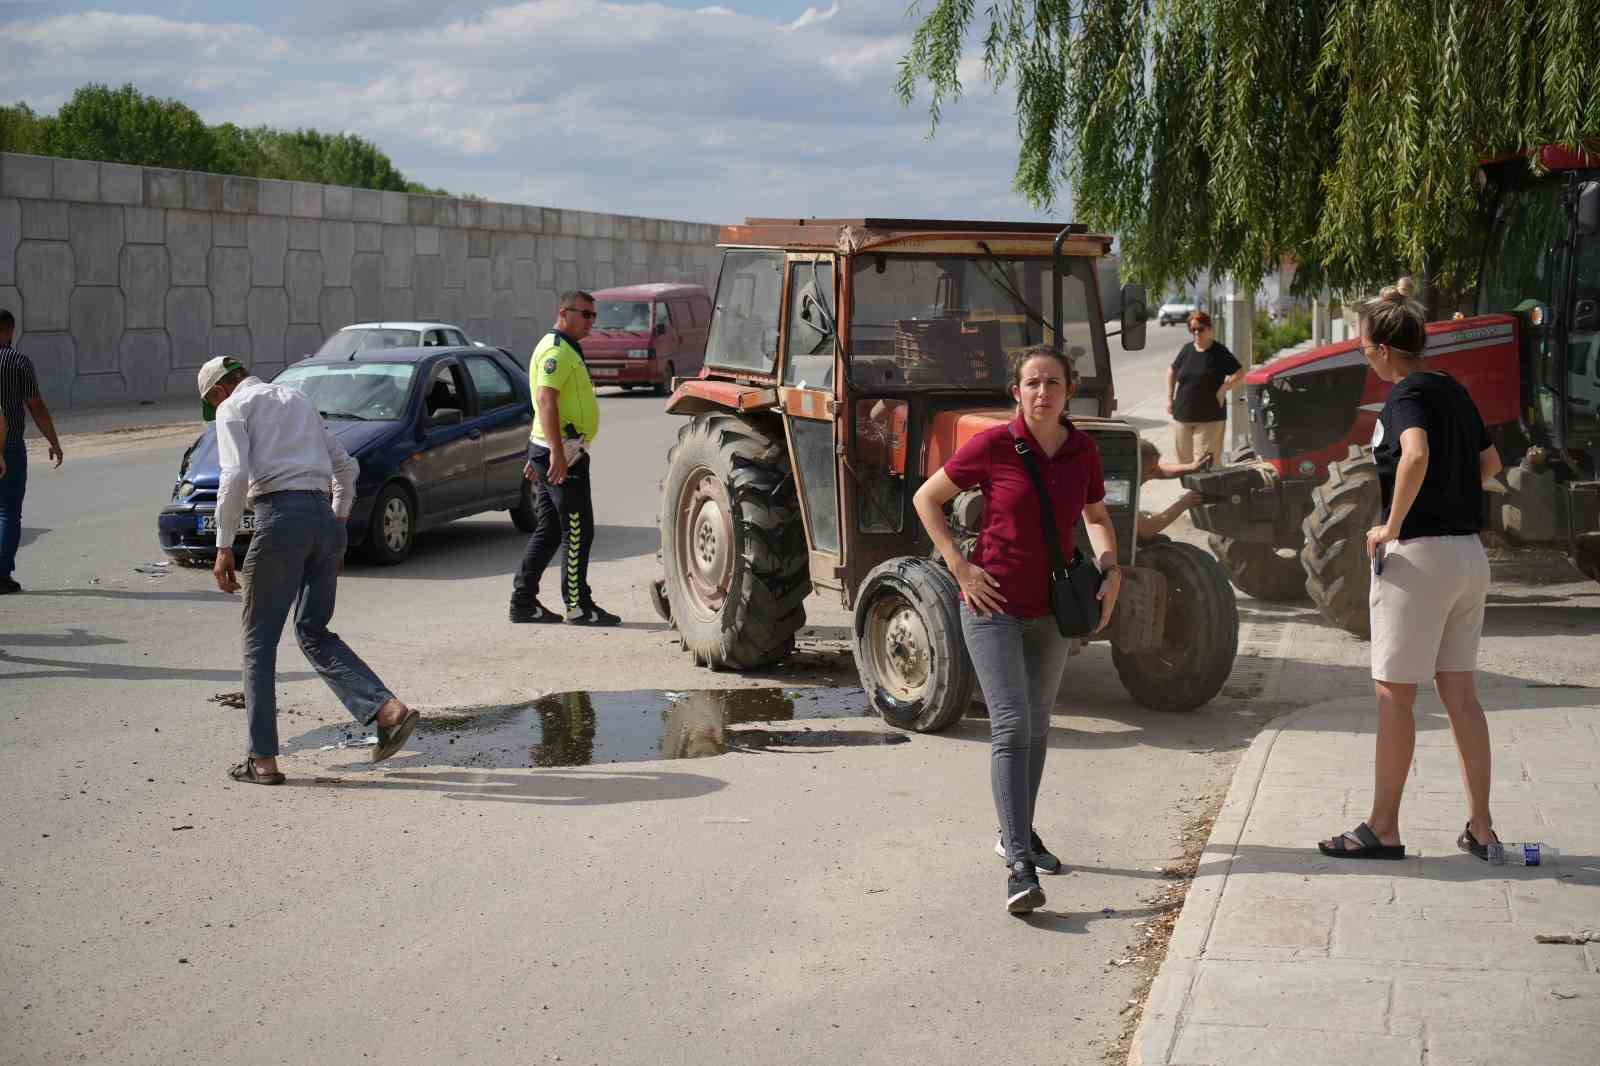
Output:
top-left (46, 83), bottom-right (216, 171)
top-left (898, 1), bottom-right (1600, 295)
top-left (0, 83), bottom-right (456, 197)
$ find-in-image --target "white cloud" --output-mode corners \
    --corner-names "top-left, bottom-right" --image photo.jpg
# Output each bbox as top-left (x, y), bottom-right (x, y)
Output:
top-left (1, 0), bottom-right (1068, 225)
top-left (785, 3), bottom-right (838, 31)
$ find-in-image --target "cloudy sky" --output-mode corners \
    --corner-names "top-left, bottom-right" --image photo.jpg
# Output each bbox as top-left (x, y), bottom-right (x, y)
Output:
top-left (0, 0), bottom-right (1067, 227)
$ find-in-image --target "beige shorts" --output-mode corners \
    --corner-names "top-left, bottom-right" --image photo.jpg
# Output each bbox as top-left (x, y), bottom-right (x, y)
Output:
top-left (1370, 534), bottom-right (1490, 683)
top-left (1172, 420), bottom-right (1226, 465)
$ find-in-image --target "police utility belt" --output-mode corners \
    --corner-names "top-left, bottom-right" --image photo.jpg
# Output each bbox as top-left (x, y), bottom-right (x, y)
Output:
top-left (532, 423), bottom-right (587, 465)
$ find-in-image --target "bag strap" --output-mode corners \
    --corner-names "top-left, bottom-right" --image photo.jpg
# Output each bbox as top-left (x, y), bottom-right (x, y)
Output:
top-left (1010, 426), bottom-right (1070, 578)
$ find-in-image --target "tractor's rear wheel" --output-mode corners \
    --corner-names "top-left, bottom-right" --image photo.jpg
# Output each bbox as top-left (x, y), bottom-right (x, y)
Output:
top-left (1112, 541), bottom-right (1239, 712)
top-left (1208, 534), bottom-right (1310, 602)
top-left (1301, 446), bottom-right (1380, 639)
top-left (853, 557), bottom-right (976, 733)
top-left (660, 413), bottom-right (808, 669)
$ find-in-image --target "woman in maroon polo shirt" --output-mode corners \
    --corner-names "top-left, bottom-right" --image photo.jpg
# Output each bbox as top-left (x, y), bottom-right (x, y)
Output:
top-left (913, 345), bottom-right (1123, 915)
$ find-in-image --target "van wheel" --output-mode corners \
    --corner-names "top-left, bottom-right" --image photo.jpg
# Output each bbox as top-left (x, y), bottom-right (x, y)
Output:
top-left (653, 362), bottom-right (675, 397)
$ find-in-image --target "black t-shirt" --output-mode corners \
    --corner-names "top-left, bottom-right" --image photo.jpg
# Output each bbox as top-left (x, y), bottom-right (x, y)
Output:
top-left (1372, 371), bottom-right (1490, 539)
top-left (1170, 342), bottom-right (1241, 423)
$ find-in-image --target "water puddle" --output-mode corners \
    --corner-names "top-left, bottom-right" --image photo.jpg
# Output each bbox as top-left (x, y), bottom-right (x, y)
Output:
top-left (391, 686), bottom-right (908, 769)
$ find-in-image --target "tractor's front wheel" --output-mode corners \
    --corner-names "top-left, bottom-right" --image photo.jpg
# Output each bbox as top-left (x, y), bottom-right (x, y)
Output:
top-left (1301, 446), bottom-right (1380, 639)
top-left (853, 557), bottom-right (976, 733)
top-left (1113, 541), bottom-right (1239, 712)
top-left (1208, 534), bottom-right (1310, 603)
top-left (660, 413), bottom-right (808, 669)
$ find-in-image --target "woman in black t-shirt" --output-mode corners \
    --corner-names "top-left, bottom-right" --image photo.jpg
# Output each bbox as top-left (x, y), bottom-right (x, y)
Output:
top-left (1317, 279), bottom-right (1507, 864)
top-left (1165, 310), bottom-right (1244, 466)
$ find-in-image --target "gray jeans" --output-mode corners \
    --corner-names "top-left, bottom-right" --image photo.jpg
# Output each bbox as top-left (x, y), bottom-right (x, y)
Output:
top-left (961, 606), bottom-right (1074, 866)
top-left (241, 491), bottom-right (393, 758)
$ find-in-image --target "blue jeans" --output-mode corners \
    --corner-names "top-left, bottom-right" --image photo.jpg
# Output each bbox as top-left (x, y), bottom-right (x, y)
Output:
top-left (961, 607), bottom-right (1074, 866)
top-left (0, 441), bottom-right (25, 579)
top-left (241, 491), bottom-right (394, 758)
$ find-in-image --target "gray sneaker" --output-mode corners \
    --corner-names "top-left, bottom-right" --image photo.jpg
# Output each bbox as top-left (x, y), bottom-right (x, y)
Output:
top-left (994, 830), bottom-right (1063, 875)
top-left (1006, 861), bottom-right (1046, 914)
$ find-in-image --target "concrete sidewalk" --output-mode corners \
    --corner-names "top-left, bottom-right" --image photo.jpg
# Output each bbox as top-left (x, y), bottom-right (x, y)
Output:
top-left (1134, 688), bottom-right (1600, 1065)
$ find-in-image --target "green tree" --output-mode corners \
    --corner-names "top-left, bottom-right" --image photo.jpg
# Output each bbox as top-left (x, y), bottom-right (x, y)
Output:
top-left (897, 1), bottom-right (1600, 295)
top-left (43, 83), bottom-right (216, 171)
top-left (0, 102), bottom-right (50, 154)
top-left (3, 82), bottom-right (468, 198)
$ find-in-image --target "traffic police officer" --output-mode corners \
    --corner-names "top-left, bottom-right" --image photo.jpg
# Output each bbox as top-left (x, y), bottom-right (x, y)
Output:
top-left (509, 290), bottom-right (619, 626)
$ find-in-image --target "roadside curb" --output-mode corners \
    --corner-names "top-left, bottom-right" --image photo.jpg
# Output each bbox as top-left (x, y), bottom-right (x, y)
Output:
top-left (1129, 699), bottom-right (1320, 1066)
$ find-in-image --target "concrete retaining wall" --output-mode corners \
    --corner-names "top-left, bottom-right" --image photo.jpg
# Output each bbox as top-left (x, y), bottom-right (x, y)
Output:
top-left (0, 152), bottom-right (722, 408)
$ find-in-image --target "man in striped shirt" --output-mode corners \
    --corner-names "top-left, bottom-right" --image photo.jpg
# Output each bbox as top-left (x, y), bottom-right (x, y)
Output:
top-left (0, 309), bottom-right (64, 594)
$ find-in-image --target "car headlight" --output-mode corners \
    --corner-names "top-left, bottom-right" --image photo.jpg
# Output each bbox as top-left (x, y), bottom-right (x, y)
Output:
top-left (179, 481), bottom-right (196, 498)
top-left (626, 348), bottom-right (652, 359)
top-left (1102, 478), bottom-right (1133, 507)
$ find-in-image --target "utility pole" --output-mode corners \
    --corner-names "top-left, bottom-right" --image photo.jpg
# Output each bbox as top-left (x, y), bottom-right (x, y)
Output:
top-left (1222, 284), bottom-right (1254, 461)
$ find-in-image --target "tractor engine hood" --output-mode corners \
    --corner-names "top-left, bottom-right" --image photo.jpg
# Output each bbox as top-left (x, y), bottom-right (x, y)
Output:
top-left (1241, 315), bottom-right (1520, 480)
top-left (922, 407), bottom-right (1130, 474)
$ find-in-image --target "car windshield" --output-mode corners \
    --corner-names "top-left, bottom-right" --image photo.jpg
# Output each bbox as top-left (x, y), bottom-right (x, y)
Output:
top-left (312, 329), bottom-right (423, 359)
top-left (593, 301), bottom-right (652, 333)
top-left (850, 255), bottom-right (1097, 387)
top-left (273, 362), bottom-right (416, 420)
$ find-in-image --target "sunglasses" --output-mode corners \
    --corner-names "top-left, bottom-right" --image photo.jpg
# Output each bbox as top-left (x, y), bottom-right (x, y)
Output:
top-left (1189, 325), bottom-right (1210, 333)
top-left (563, 308), bottom-right (597, 320)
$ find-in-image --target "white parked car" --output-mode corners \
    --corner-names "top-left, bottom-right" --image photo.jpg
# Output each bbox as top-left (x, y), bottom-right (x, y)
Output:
top-left (310, 321), bottom-right (484, 360)
top-left (1157, 301), bottom-right (1198, 326)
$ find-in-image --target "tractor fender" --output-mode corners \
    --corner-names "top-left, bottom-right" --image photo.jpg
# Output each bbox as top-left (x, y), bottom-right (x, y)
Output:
top-left (665, 379), bottom-right (778, 417)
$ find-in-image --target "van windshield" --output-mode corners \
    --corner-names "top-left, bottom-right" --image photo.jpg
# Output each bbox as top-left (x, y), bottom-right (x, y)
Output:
top-left (594, 301), bottom-right (652, 333)
top-left (849, 255), bottom-right (1095, 387)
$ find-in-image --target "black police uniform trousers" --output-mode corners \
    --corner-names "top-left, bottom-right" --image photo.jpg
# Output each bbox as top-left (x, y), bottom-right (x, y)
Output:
top-left (512, 442), bottom-right (595, 610)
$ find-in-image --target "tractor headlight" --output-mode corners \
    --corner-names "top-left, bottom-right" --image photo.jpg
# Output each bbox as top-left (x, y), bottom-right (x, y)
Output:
top-left (626, 348), bottom-right (652, 359)
top-left (1102, 479), bottom-right (1133, 507)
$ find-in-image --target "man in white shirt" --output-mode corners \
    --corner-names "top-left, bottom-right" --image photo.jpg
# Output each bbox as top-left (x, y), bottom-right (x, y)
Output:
top-left (200, 356), bottom-right (416, 785)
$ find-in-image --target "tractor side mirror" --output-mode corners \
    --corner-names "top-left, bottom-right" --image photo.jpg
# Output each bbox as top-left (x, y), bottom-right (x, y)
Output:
top-left (1120, 283), bottom-right (1148, 351)
top-left (1577, 181), bottom-right (1600, 237)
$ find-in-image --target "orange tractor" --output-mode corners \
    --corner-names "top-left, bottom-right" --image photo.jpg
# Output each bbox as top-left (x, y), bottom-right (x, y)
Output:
top-left (650, 219), bottom-right (1241, 730)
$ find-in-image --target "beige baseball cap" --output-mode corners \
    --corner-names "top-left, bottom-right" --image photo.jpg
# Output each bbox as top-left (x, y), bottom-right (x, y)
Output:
top-left (197, 356), bottom-right (247, 421)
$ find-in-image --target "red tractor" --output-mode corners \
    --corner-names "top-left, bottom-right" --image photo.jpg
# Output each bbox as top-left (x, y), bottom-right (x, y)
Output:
top-left (1187, 151), bottom-right (1600, 635)
top-left (652, 218), bottom-right (1242, 729)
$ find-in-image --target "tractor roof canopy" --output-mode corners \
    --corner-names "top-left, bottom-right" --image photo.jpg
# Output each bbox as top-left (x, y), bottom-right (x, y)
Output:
top-left (718, 218), bottom-right (1115, 258)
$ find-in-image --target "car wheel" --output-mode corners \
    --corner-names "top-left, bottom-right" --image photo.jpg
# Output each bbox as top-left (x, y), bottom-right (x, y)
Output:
top-left (510, 477), bottom-right (539, 533)
top-left (363, 483), bottom-right (415, 565)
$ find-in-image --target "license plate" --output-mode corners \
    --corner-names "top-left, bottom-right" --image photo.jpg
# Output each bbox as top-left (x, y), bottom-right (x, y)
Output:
top-left (198, 513), bottom-right (256, 534)
top-left (590, 367), bottom-right (619, 378)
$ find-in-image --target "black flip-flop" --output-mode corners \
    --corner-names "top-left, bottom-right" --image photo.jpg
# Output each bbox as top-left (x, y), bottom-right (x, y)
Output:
top-left (372, 708), bottom-right (419, 763)
top-left (1317, 821), bottom-right (1406, 860)
top-left (1456, 822), bottom-right (1501, 861)
top-left (228, 759), bottom-right (285, 786)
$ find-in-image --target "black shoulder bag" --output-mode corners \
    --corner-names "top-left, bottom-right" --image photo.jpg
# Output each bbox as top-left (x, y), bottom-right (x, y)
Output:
top-left (1010, 428), bottom-right (1103, 638)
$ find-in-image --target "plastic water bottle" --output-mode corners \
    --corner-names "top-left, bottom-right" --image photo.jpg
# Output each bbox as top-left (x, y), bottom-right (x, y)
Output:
top-left (1487, 841), bottom-right (1559, 866)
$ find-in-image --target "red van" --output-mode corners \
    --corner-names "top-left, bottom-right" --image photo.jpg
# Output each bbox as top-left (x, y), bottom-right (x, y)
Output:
top-left (583, 283), bottom-right (713, 394)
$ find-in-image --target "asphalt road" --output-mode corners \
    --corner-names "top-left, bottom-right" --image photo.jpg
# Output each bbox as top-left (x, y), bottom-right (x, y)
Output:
top-left (0, 323), bottom-right (1284, 1066)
